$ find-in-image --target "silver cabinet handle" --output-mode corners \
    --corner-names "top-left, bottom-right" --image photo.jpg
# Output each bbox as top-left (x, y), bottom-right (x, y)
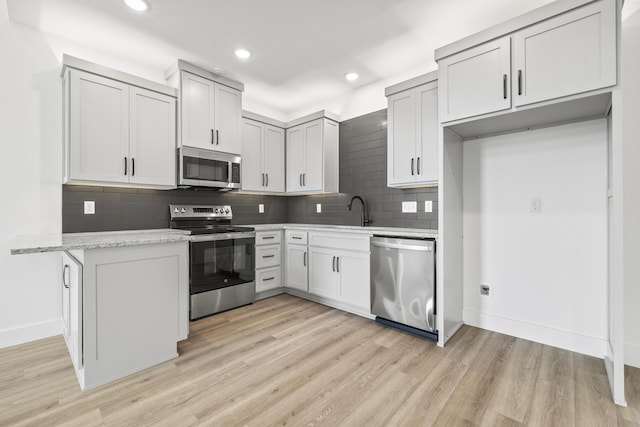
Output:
top-left (62, 264), bottom-right (70, 289)
top-left (292, 236), bottom-right (302, 240)
top-left (332, 256), bottom-right (336, 272)
top-left (303, 251), bottom-right (307, 267)
top-left (211, 129), bottom-right (214, 144)
top-left (263, 277), bottom-right (275, 281)
top-left (417, 157), bottom-right (420, 175)
top-left (262, 254), bottom-right (275, 258)
top-left (216, 129), bottom-right (219, 145)
top-left (302, 173), bottom-right (306, 186)
top-left (503, 74), bottom-right (507, 99)
top-left (262, 236), bottom-right (275, 240)
top-left (517, 70), bottom-right (522, 96)
top-left (124, 157), bottom-right (127, 175)
top-left (265, 173), bottom-right (269, 187)
top-left (132, 158), bottom-right (135, 176)
top-left (261, 173), bottom-right (265, 186)
top-left (300, 173), bottom-right (303, 186)
top-left (411, 158), bottom-right (414, 175)
top-left (336, 257), bottom-right (340, 273)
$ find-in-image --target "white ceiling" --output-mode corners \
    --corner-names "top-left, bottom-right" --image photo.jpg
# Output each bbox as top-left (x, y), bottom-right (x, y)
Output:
top-left (11, 0), bottom-right (616, 121)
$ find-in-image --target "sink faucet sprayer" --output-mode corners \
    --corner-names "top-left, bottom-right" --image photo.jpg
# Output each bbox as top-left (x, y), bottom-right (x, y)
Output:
top-left (347, 195), bottom-right (370, 227)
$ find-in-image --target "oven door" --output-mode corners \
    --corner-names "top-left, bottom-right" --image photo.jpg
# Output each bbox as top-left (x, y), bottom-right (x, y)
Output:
top-left (190, 237), bottom-right (255, 295)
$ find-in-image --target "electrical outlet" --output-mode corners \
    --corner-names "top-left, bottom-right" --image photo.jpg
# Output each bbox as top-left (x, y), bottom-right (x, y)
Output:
top-left (480, 284), bottom-right (491, 296)
top-left (402, 201), bottom-right (417, 213)
top-left (424, 200), bottom-right (433, 213)
top-left (530, 198), bottom-right (542, 213)
top-left (316, 204), bottom-right (322, 213)
top-left (258, 204), bottom-right (264, 214)
top-left (84, 201), bottom-right (95, 215)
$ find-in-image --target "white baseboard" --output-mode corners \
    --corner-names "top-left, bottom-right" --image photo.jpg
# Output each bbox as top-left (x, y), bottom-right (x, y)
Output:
top-left (0, 318), bottom-right (62, 349)
top-left (463, 309), bottom-right (607, 358)
top-left (625, 343), bottom-right (640, 368)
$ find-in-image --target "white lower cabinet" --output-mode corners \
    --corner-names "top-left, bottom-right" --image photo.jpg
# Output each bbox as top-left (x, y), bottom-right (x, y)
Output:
top-left (308, 232), bottom-right (371, 314)
top-left (60, 243), bottom-right (188, 391)
top-left (284, 230), bottom-right (308, 291)
top-left (61, 252), bottom-right (83, 372)
top-left (255, 231), bottom-right (283, 294)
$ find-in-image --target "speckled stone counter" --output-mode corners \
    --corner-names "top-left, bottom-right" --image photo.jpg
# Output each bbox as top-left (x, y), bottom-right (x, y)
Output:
top-left (249, 223), bottom-right (438, 239)
top-left (10, 229), bottom-right (191, 255)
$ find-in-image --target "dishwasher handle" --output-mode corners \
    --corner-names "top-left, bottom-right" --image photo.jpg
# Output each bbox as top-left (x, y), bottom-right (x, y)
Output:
top-left (371, 240), bottom-right (433, 252)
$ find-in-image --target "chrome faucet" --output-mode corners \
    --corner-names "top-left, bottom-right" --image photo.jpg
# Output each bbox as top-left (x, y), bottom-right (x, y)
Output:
top-left (347, 195), bottom-right (370, 227)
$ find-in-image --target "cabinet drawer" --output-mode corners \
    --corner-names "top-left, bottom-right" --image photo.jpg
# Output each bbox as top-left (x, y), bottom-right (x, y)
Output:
top-left (309, 232), bottom-right (369, 252)
top-left (256, 244), bottom-right (281, 268)
top-left (256, 266), bottom-right (281, 292)
top-left (286, 230), bottom-right (308, 244)
top-left (256, 230), bottom-right (282, 245)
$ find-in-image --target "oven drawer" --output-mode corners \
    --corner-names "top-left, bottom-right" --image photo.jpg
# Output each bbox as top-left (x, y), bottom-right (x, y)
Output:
top-left (256, 230), bottom-right (282, 245)
top-left (256, 244), bottom-right (281, 268)
top-left (256, 266), bottom-right (281, 292)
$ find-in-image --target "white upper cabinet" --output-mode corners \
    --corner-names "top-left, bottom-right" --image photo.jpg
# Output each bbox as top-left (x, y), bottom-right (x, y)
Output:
top-left (387, 73), bottom-right (439, 187)
top-left (65, 64), bottom-right (177, 189)
top-left (512, 0), bottom-right (616, 107)
top-left (180, 70), bottom-right (242, 154)
top-left (436, 0), bottom-right (616, 126)
top-left (439, 37), bottom-right (511, 123)
top-left (241, 118), bottom-right (285, 193)
top-left (286, 117), bottom-right (338, 194)
top-left (68, 70), bottom-right (130, 184)
top-left (129, 87), bottom-right (176, 187)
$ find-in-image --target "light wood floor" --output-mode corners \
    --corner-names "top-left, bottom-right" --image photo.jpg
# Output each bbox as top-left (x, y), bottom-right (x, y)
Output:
top-left (2, 294), bottom-right (640, 426)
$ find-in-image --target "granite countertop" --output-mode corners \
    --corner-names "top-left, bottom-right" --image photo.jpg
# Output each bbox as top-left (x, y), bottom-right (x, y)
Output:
top-left (10, 229), bottom-right (191, 255)
top-left (250, 223), bottom-right (438, 239)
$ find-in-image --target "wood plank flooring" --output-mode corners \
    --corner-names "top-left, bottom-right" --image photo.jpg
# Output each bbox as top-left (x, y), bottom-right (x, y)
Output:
top-left (1, 294), bottom-right (639, 426)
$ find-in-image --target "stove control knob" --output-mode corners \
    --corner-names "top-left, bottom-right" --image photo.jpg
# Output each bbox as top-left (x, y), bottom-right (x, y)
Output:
top-left (180, 208), bottom-right (186, 213)
top-left (225, 208), bottom-right (230, 214)
top-left (214, 208), bottom-right (219, 214)
top-left (173, 208), bottom-right (180, 214)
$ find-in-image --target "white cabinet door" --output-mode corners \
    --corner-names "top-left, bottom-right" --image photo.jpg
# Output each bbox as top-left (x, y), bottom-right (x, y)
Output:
top-left (439, 37), bottom-right (511, 122)
top-left (513, 0), bottom-right (616, 107)
top-left (129, 87), bottom-right (176, 187)
top-left (337, 250), bottom-right (370, 312)
top-left (264, 125), bottom-right (285, 192)
top-left (416, 84), bottom-right (439, 184)
top-left (214, 83), bottom-right (242, 154)
top-left (302, 120), bottom-right (323, 192)
top-left (387, 90), bottom-right (417, 185)
top-left (181, 71), bottom-right (215, 150)
top-left (308, 247), bottom-right (338, 299)
top-left (61, 252), bottom-right (83, 370)
top-left (286, 244), bottom-right (308, 291)
top-left (68, 70), bottom-right (129, 183)
top-left (286, 126), bottom-right (306, 192)
top-left (241, 119), bottom-right (264, 191)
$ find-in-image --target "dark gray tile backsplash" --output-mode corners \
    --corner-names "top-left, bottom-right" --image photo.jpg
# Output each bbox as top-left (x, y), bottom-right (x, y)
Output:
top-left (62, 109), bottom-right (438, 232)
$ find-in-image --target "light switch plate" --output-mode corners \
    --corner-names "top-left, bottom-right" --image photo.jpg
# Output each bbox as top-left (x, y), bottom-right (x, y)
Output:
top-left (424, 200), bottom-right (433, 213)
top-left (84, 201), bottom-right (95, 215)
top-left (530, 198), bottom-right (542, 213)
top-left (402, 201), bottom-right (417, 213)
top-left (258, 204), bottom-right (264, 214)
top-left (316, 204), bottom-right (322, 213)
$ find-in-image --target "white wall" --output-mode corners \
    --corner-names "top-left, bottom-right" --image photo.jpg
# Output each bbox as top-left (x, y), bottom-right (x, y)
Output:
top-left (462, 119), bottom-right (609, 358)
top-left (622, 9), bottom-right (640, 368)
top-left (0, 2), bottom-right (63, 347)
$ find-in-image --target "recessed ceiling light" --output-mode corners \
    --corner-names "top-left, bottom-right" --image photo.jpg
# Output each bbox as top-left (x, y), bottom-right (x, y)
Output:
top-left (124, 0), bottom-right (149, 12)
top-left (234, 48), bottom-right (252, 59)
top-left (345, 72), bottom-right (359, 81)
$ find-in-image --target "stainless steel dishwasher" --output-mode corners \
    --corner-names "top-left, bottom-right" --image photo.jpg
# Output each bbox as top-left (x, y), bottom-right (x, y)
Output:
top-left (370, 236), bottom-right (436, 339)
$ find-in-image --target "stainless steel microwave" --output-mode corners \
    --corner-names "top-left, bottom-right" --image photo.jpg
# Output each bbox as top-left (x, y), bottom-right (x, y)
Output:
top-left (177, 147), bottom-right (241, 190)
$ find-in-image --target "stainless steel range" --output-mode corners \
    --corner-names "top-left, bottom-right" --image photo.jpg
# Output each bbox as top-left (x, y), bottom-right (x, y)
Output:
top-left (169, 205), bottom-right (255, 320)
